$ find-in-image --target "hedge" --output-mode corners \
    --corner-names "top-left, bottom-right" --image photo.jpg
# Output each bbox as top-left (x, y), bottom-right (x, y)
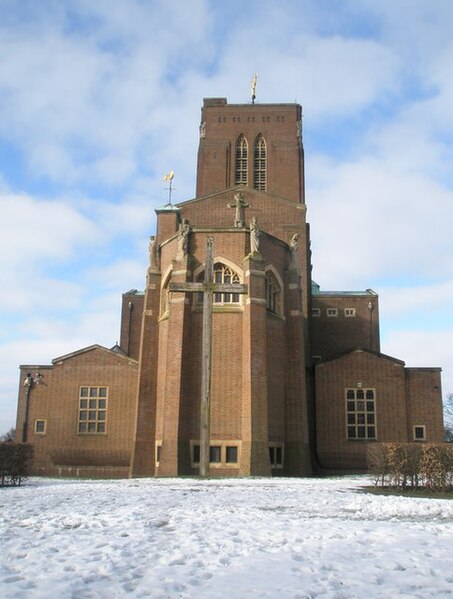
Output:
top-left (367, 443), bottom-right (453, 492)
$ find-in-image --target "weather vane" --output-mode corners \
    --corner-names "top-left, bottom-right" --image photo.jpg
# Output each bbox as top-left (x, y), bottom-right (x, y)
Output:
top-left (163, 170), bottom-right (175, 206)
top-left (251, 73), bottom-right (257, 104)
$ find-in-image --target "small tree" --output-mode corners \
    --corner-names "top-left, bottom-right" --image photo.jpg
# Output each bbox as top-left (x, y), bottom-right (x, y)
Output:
top-left (0, 428), bottom-right (16, 442)
top-left (444, 393), bottom-right (453, 442)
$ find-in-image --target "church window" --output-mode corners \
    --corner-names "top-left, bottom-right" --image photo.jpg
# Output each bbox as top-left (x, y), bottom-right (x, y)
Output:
top-left (312, 308), bottom-right (321, 317)
top-left (265, 271), bottom-right (281, 313)
top-left (253, 135), bottom-right (266, 191)
top-left (413, 425), bottom-right (426, 441)
top-left (78, 386), bottom-right (108, 434)
top-left (235, 135), bottom-right (248, 185)
top-left (327, 308), bottom-right (338, 317)
top-left (269, 444), bottom-right (284, 468)
top-left (34, 419), bottom-right (46, 434)
top-left (345, 308), bottom-right (356, 317)
top-left (197, 263), bottom-right (241, 305)
top-left (346, 388), bottom-right (376, 440)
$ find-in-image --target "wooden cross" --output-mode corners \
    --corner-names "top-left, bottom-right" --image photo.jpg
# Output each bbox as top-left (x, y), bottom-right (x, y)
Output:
top-left (168, 236), bottom-right (247, 477)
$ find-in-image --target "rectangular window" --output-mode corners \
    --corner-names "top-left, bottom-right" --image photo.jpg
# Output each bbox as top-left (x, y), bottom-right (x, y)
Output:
top-left (413, 425), bottom-right (426, 441)
top-left (155, 441), bottom-right (162, 464)
top-left (327, 308), bottom-right (338, 317)
top-left (209, 446), bottom-right (222, 463)
top-left (311, 308), bottom-right (321, 317)
top-left (346, 388), bottom-right (376, 440)
top-left (226, 446), bottom-right (238, 463)
top-left (190, 441), bottom-right (240, 468)
top-left (78, 386), bottom-right (108, 434)
top-left (344, 308), bottom-right (356, 317)
top-left (34, 419), bottom-right (46, 434)
top-left (269, 444), bottom-right (284, 468)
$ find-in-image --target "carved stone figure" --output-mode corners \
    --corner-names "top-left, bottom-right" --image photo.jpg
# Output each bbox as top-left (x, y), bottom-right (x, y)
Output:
top-left (290, 233), bottom-right (299, 266)
top-left (148, 235), bottom-right (157, 269)
top-left (228, 192), bottom-right (250, 227)
top-left (178, 218), bottom-right (191, 256)
top-left (250, 216), bottom-right (261, 254)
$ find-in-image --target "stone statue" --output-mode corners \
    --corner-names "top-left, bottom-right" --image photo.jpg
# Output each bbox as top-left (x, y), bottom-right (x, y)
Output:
top-left (199, 121), bottom-right (206, 138)
top-left (228, 192), bottom-right (250, 227)
top-left (290, 233), bottom-right (299, 266)
top-left (148, 235), bottom-right (157, 269)
top-left (250, 216), bottom-right (261, 254)
top-left (178, 218), bottom-right (191, 256)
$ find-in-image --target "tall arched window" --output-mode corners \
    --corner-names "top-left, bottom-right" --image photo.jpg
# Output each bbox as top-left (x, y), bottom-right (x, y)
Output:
top-left (235, 135), bottom-right (248, 185)
top-left (265, 270), bottom-right (280, 314)
top-left (254, 135), bottom-right (266, 191)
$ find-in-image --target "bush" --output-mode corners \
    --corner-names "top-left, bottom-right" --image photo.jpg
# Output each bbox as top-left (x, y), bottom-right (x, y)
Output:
top-left (367, 442), bottom-right (452, 492)
top-left (0, 443), bottom-right (33, 486)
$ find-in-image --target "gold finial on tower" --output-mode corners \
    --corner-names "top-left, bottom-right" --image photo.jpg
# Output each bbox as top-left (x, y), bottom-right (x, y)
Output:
top-left (163, 170), bottom-right (175, 205)
top-left (251, 73), bottom-right (258, 104)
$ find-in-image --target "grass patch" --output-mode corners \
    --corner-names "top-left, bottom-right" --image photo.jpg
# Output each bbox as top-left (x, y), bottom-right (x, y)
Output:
top-left (360, 486), bottom-right (453, 500)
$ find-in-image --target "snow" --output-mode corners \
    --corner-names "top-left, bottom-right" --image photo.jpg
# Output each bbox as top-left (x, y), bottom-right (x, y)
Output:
top-left (0, 476), bottom-right (452, 598)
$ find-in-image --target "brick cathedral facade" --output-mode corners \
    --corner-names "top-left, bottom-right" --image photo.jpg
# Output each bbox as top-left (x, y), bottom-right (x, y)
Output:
top-left (16, 97), bottom-right (445, 477)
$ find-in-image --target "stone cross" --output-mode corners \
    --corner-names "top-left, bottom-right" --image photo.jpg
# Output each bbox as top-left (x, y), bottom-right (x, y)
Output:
top-left (228, 192), bottom-right (250, 227)
top-left (168, 237), bottom-right (247, 477)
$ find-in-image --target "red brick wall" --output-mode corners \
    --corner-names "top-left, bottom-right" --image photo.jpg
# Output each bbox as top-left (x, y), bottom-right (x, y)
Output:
top-left (196, 99), bottom-right (304, 203)
top-left (17, 348), bottom-right (139, 477)
top-left (311, 294), bottom-right (380, 360)
top-left (315, 350), bottom-right (408, 469)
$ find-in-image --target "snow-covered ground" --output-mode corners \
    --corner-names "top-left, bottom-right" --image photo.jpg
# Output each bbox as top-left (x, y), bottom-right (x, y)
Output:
top-left (0, 476), bottom-right (452, 599)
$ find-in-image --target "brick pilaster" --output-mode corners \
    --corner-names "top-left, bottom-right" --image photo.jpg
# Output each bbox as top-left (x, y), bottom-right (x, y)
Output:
top-left (156, 255), bottom-right (192, 476)
top-left (285, 264), bottom-right (312, 475)
top-left (240, 253), bottom-right (271, 476)
top-left (129, 268), bottom-right (161, 477)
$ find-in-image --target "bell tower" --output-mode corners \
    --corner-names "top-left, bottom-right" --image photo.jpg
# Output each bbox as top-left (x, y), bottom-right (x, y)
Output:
top-left (196, 98), bottom-right (305, 203)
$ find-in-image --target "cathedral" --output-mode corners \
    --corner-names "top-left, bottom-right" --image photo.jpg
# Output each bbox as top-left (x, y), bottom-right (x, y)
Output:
top-left (16, 96), bottom-right (445, 478)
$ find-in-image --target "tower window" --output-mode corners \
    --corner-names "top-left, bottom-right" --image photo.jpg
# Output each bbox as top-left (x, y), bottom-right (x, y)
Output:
top-left (235, 135), bottom-right (248, 185)
top-left (253, 135), bottom-right (266, 191)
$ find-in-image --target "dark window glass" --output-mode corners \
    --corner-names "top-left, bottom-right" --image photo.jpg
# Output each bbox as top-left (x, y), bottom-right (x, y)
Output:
top-left (210, 446), bottom-right (221, 463)
top-left (80, 399), bottom-right (87, 409)
top-left (357, 414), bottom-right (365, 425)
top-left (366, 390), bottom-right (374, 399)
top-left (367, 427), bottom-right (376, 439)
top-left (97, 423), bottom-right (105, 433)
top-left (346, 389), bottom-right (355, 399)
top-left (99, 387), bottom-right (107, 397)
top-left (356, 389), bottom-right (364, 399)
top-left (366, 401), bottom-right (375, 412)
top-left (193, 445), bottom-right (200, 463)
top-left (275, 446), bottom-right (283, 465)
top-left (80, 387), bottom-right (88, 397)
top-left (357, 427), bottom-right (366, 438)
top-left (356, 401), bottom-right (365, 412)
top-left (367, 414), bottom-right (375, 424)
top-left (347, 401), bottom-right (355, 412)
top-left (98, 399), bottom-right (106, 409)
top-left (78, 422), bottom-right (87, 433)
top-left (226, 446), bottom-right (238, 463)
top-left (347, 414), bottom-right (355, 424)
top-left (90, 388), bottom-right (97, 397)
top-left (347, 426), bottom-right (356, 439)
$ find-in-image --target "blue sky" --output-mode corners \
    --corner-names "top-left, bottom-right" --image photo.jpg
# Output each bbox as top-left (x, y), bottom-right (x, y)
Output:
top-left (1, 0), bottom-right (453, 433)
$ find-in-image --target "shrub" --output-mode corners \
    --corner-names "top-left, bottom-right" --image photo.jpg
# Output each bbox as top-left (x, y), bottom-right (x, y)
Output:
top-left (0, 443), bottom-right (33, 486)
top-left (367, 442), bottom-right (451, 492)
